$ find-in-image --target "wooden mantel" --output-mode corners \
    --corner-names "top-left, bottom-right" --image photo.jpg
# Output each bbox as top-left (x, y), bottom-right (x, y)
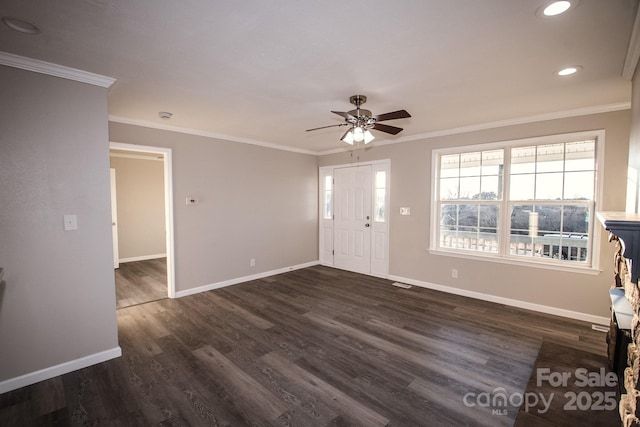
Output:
top-left (597, 211), bottom-right (640, 283)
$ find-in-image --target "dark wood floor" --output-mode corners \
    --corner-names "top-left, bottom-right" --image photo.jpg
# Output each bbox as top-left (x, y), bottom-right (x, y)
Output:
top-left (0, 265), bottom-right (608, 426)
top-left (514, 342), bottom-right (619, 426)
top-left (115, 257), bottom-right (167, 309)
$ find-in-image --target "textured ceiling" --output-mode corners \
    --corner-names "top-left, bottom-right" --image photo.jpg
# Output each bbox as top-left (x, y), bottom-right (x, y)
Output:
top-left (0, 0), bottom-right (636, 153)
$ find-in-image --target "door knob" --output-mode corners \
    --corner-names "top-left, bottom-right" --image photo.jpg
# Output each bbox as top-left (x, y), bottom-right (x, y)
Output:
top-left (365, 223), bottom-right (370, 227)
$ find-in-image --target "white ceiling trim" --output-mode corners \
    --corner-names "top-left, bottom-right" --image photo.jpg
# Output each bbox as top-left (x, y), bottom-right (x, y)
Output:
top-left (0, 51), bottom-right (116, 88)
top-left (108, 115), bottom-right (318, 156)
top-left (318, 102), bottom-right (631, 156)
top-left (623, 4), bottom-right (640, 80)
top-left (113, 102), bottom-right (630, 157)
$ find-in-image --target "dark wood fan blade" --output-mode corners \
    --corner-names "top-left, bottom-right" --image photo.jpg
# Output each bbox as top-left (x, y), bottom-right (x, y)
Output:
top-left (305, 123), bottom-right (347, 132)
top-left (373, 123), bottom-right (403, 135)
top-left (374, 110), bottom-right (411, 122)
top-left (331, 110), bottom-right (356, 121)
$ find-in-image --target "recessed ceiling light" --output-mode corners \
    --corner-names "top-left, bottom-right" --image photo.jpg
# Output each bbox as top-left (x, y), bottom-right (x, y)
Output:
top-left (536, 1), bottom-right (578, 18)
top-left (1, 16), bottom-right (41, 34)
top-left (556, 66), bottom-right (582, 76)
top-left (544, 1), bottom-right (571, 15)
top-left (159, 112), bottom-right (173, 119)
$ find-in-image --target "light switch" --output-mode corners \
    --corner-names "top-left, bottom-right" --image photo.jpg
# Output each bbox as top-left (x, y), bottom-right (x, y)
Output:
top-left (63, 214), bottom-right (78, 231)
top-left (400, 207), bottom-right (411, 215)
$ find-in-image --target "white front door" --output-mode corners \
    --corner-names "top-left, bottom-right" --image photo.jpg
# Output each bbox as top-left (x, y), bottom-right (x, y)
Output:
top-left (333, 165), bottom-right (372, 274)
top-left (110, 168), bottom-right (120, 269)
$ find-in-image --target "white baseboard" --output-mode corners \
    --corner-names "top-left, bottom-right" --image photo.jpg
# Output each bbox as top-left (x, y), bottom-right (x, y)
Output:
top-left (175, 261), bottom-right (320, 298)
top-left (387, 274), bottom-right (610, 326)
top-left (0, 346), bottom-right (122, 394)
top-left (119, 253), bottom-right (166, 263)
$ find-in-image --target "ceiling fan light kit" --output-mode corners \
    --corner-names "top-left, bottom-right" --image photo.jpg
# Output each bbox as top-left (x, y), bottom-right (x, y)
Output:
top-left (341, 128), bottom-right (355, 145)
top-left (340, 127), bottom-right (375, 145)
top-left (306, 94), bottom-right (411, 146)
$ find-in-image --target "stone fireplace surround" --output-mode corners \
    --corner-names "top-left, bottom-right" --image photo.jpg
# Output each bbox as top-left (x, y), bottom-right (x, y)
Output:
top-left (598, 211), bottom-right (640, 426)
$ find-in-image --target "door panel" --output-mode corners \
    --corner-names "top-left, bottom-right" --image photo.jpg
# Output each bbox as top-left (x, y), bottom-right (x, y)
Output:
top-left (374, 231), bottom-right (385, 261)
top-left (334, 165), bottom-right (372, 273)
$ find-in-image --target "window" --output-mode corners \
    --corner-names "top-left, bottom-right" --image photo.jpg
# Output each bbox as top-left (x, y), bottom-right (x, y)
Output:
top-left (432, 131), bottom-right (602, 269)
top-left (374, 170), bottom-right (386, 222)
top-left (439, 149), bottom-right (503, 254)
top-left (323, 175), bottom-right (332, 219)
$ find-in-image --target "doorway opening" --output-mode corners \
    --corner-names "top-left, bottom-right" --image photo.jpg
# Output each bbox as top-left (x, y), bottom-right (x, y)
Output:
top-left (109, 142), bottom-right (175, 308)
top-left (319, 159), bottom-right (390, 277)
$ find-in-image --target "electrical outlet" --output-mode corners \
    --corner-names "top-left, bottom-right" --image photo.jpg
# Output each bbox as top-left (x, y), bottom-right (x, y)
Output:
top-left (250, 258), bottom-right (256, 267)
top-left (451, 268), bottom-right (458, 279)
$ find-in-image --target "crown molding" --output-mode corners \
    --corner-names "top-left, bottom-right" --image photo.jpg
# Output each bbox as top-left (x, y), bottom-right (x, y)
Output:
top-left (108, 115), bottom-right (318, 156)
top-left (0, 51), bottom-right (116, 88)
top-left (113, 102), bottom-right (630, 157)
top-left (623, 4), bottom-right (640, 80)
top-left (317, 102), bottom-right (631, 155)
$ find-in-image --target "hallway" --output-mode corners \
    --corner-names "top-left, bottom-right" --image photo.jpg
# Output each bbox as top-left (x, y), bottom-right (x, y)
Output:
top-left (115, 258), bottom-right (167, 309)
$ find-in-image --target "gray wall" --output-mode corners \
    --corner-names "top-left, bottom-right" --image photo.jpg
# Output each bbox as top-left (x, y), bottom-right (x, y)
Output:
top-left (110, 155), bottom-right (166, 260)
top-left (0, 66), bottom-right (119, 384)
top-left (319, 110), bottom-right (631, 319)
top-left (108, 123), bottom-right (319, 293)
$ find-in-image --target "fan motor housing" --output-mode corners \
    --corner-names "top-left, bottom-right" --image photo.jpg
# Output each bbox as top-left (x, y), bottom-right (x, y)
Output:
top-left (349, 95), bottom-right (367, 107)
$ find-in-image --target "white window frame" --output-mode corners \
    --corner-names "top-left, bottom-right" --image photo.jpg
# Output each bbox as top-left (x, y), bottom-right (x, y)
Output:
top-left (430, 130), bottom-right (605, 274)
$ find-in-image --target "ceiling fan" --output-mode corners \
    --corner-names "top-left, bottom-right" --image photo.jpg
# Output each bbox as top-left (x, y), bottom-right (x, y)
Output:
top-left (306, 95), bottom-right (411, 145)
